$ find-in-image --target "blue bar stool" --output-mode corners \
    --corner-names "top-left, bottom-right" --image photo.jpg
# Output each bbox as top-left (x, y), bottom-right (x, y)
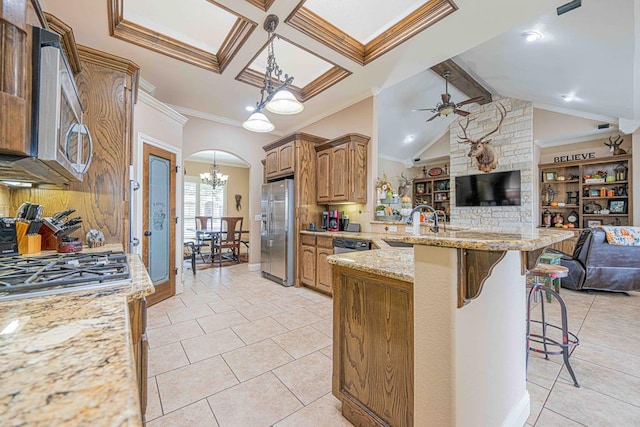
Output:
top-left (526, 263), bottom-right (580, 387)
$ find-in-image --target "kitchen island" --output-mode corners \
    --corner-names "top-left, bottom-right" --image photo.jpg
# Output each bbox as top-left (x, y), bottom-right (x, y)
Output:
top-left (0, 246), bottom-right (154, 426)
top-left (328, 228), bottom-right (572, 427)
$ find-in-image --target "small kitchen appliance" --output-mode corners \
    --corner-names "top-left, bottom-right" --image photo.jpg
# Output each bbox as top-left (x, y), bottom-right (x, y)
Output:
top-left (339, 214), bottom-right (349, 231)
top-left (321, 211), bottom-right (329, 230)
top-left (328, 210), bottom-right (340, 232)
top-left (0, 218), bottom-right (18, 256)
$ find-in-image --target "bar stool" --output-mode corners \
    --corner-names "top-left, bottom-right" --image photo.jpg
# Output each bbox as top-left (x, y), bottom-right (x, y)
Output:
top-left (526, 263), bottom-right (580, 387)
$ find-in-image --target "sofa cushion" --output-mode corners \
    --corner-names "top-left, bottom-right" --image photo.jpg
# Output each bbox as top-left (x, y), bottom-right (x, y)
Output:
top-left (601, 226), bottom-right (640, 246)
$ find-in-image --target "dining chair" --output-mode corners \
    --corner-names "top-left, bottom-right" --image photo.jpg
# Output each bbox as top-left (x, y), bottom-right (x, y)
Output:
top-left (212, 217), bottom-right (243, 265)
top-left (194, 216), bottom-right (213, 259)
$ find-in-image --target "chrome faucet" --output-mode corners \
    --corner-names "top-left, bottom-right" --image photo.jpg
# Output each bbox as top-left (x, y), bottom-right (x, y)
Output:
top-left (406, 204), bottom-right (439, 233)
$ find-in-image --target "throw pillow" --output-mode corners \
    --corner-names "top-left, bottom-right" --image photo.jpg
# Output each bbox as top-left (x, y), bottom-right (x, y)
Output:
top-left (601, 226), bottom-right (640, 246)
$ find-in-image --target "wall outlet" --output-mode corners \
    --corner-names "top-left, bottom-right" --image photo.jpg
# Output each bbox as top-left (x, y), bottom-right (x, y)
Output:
top-left (255, 214), bottom-right (262, 221)
top-left (388, 225), bottom-right (397, 232)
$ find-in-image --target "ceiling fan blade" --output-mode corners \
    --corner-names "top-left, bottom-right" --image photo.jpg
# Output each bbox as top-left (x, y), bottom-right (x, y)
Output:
top-left (441, 93), bottom-right (451, 104)
top-left (426, 113), bottom-right (440, 122)
top-left (456, 96), bottom-right (485, 107)
top-left (455, 109), bottom-right (470, 117)
top-left (412, 108), bottom-right (437, 112)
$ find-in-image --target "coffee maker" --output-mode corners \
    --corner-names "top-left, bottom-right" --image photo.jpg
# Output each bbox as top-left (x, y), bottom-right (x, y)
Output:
top-left (321, 212), bottom-right (329, 230)
top-left (339, 214), bottom-right (349, 231)
top-left (328, 210), bottom-right (340, 232)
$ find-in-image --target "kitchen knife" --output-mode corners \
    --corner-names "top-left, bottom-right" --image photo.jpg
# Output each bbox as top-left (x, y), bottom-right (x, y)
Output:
top-left (54, 224), bottom-right (81, 238)
top-left (52, 209), bottom-right (76, 222)
top-left (17, 202), bottom-right (30, 219)
top-left (27, 220), bottom-right (42, 235)
top-left (62, 217), bottom-right (83, 228)
top-left (26, 204), bottom-right (39, 221)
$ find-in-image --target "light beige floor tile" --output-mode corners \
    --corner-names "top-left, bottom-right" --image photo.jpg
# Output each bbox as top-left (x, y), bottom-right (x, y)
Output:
top-left (272, 325), bottom-right (332, 359)
top-left (274, 393), bottom-right (352, 427)
top-left (526, 354), bottom-right (562, 390)
top-left (303, 301), bottom-right (333, 318)
top-left (232, 317), bottom-right (289, 345)
top-left (242, 291), bottom-right (282, 304)
top-left (222, 339), bottom-right (293, 382)
top-left (527, 381), bottom-right (550, 425)
top-left (545, 381), bottom-right (640, 426)
top-left (582, 311), bottom-right (640, 340)
top-left (535, 409), bottom-right (584, 426)
top-left (196, 310), bottom-right (250, 334)
top-left (147, 342), bottom-right (190, 377)
top-left (310, 318), bottom-right (333, 337)
top-left (578, 325), bottom-right (640, 355)
top-left (150, 297), bottom-right (186, 313)
top-left (320, 345), bottom-right (333, 359)
top-left (299, 290), bottom-right (332, 303)
top-left (272, 307), bottom-right (323, 331)
top-left (156, 356), bottom-right (238, 413)
top-left (146, 377), bottom-right (162, 421)
top-left (147, 311), bottom-right (171, 330)
top-left (208, 297), bottom-right (252, 314)
top-left (236, 302), bottom-right (284, 321)
top-left (147, 320), bottom-right (204, 349)
top-left (557, 358), bottom-right (640, 407)
top-left (207, 372), bottom-right (303, 427)
top-left (182, 328), bottom-right (245, 363)
top-left (179, 292), bottom-right (223, 307)
top-left (166, 303), bottom-right (214, 324)
top-left (272, 295), bottom-right (316, 311)
top-left (273, 352), bottom-right (332, 405)
top-left (213, 287), bottom-right (254, 299)
top-left (147, 399), bottom-right (219, 427)
top-left (572, 340), bottom-right (640, 378)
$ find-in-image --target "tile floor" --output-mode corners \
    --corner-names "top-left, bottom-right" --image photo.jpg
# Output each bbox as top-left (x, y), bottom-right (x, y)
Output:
top-left (145, 265), bottom-right (640, 426)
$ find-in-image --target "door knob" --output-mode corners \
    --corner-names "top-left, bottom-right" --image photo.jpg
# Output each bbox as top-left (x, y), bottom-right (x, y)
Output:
top-left (144, 231), bottom-right (152, 236)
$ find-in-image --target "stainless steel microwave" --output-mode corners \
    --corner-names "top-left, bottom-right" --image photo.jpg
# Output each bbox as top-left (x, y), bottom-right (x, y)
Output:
top-left (0, 27), bottom-right (92, 186)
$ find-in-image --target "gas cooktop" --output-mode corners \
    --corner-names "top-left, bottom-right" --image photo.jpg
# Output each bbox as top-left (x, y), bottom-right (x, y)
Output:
top-left (0, 251), bottom-right (131, 302)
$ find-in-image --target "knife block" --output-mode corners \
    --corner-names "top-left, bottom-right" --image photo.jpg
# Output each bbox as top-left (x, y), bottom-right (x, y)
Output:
top-left (16, 222), bottom-right (42, 254)
top-left (39, 222), bottom-right (59, 250)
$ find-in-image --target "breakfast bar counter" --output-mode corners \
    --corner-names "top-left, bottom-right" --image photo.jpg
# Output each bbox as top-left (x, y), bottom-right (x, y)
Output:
top-left (328, 228), bottom-right (572, 427)
top-left (0, 247), bottom-right (154, 426)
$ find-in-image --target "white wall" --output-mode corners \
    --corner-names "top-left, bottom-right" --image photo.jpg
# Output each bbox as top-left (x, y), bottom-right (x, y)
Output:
top-left (182, 117), bottom-right (275, 267)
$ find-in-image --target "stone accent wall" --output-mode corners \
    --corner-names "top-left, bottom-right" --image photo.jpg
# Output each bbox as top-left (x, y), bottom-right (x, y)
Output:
top-left (449, 97), bottom-right (535, 228)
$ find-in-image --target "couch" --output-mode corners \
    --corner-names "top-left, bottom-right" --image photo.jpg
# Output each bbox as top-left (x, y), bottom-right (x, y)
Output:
top-left (546, 228), bottom-right (640, 292)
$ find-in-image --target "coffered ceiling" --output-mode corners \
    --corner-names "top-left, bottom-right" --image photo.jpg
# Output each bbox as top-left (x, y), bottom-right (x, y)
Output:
top-left (39, 0), bottom-right (637, 165)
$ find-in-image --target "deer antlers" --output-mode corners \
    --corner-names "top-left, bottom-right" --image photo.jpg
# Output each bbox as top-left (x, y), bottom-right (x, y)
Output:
top-left (604, 134), bottom-right (626, 155)
top-left (457, 103), bottom-right (507, 173)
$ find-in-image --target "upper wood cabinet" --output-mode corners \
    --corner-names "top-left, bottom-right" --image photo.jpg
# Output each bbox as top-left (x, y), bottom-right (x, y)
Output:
top-left (264, 140), bottom-right (295, 180)
top-left (315, 133), bottom-right (370, 204)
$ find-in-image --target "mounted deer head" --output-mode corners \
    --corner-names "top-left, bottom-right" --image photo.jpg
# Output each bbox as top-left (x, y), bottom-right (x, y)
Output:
top-left (457, 103), bottom-right (507, 173)
top-left (604, 134), bottom-right (626, 155)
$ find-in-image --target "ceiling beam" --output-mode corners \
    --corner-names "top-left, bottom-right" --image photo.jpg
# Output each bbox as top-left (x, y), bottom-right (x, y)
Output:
top-left (430, 59), bottom-right (492, 104)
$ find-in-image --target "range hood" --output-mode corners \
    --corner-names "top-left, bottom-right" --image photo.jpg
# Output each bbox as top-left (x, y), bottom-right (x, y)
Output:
top-left (0, 28), bottom-right (92, 187)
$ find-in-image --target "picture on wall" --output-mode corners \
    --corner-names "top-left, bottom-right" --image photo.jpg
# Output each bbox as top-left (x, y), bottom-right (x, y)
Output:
top-left (584, 219), bottom-right (603, 228)
top-left (608, 199), bottom-right (627, 214)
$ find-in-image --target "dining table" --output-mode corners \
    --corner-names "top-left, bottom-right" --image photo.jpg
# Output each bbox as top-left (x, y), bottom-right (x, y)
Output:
top-left (185, 228), bottom-right (250, 273)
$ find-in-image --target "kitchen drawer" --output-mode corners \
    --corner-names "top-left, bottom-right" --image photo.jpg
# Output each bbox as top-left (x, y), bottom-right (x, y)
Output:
top-left (301, 234), bottom-right (316, 246)
top-left (317, 236), bottom-right (333, 249)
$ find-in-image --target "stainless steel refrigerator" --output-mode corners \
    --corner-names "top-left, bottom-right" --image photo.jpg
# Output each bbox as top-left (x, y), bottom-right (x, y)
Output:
top-left (261, 179), bottom-right (294, 286)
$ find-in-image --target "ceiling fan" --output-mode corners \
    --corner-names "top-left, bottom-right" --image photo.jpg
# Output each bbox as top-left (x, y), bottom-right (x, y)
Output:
top-left (414, 71), bottom-right (485, 122)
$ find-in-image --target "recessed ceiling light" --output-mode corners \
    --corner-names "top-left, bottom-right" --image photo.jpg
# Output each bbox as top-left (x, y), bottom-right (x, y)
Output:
top-left (245, 106), bottom-right (255, 112)
top-left (404, 135), bottom-right (415, 144)
top-left (562, 92), bottom-right (577, 102)
top-left (523, 31), bottom-right (543, 42)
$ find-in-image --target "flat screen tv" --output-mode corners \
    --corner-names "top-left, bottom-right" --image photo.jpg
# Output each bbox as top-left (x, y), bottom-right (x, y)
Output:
top-left (455, 170), bottom-right (521, 207)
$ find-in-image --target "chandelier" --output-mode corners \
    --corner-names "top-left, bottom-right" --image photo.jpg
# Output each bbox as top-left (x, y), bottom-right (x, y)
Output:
top-left (200, 152), bottom-right (228, 189)
top-left (242, 15), bottom-right (304, 133)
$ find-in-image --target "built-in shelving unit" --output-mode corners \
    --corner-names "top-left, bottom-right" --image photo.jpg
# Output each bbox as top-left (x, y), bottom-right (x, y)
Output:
top-left (413, 176), bottom-right (450, 215)
top-left (538, 154), bottom-right (632, 229)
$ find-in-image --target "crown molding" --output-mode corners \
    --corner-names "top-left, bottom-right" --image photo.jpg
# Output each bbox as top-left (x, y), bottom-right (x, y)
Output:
top-left (138, 77), bottom-right (156, 95)
top-left (168, 104), bottom-right (284, 136)
top-left (138, 92), bottom-right (188, 125)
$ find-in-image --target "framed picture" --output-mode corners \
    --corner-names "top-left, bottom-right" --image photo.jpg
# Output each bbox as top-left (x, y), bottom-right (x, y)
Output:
top-left (589, 189), bottom-right (600, 197)
top-left (545, 172), bottom-right (556, 181)
top-left (584, 219), bottom-right (603, 228)
top-left (608, 199), bottom-right (627, 214)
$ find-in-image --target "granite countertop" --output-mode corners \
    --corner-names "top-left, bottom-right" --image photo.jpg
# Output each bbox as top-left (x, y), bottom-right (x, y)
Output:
top-left (325, 227), bottom-right (573, 282)
top-left (0, 246), bottom-right (154, 426)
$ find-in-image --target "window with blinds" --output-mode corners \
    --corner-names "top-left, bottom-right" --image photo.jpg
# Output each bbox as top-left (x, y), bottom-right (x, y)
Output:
top-left (184, 176), bottom-right (225, 240)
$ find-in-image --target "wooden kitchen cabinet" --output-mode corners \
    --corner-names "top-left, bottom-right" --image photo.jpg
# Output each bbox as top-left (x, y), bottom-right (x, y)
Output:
top-left (299, 234), bottom-right (333, 294)
top-left (128, 297), bottom-right (148, 417)
top-left (264, 141), bottom-right (295, 180)
top-left (315, 134), bottom-right (370, 204)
